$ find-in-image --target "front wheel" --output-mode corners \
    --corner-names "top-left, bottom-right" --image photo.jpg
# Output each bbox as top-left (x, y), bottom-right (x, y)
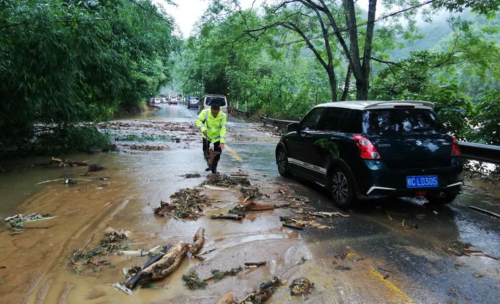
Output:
top-left (330, 168), bottom-right (356, 210)
top-left (276, 148), bottom-right (292, 177)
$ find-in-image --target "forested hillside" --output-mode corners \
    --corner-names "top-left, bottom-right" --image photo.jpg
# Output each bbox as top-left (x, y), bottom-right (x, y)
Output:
top-left (176, 0), bottom-right (500, 144)
top-left (0, 0), bottom-right (176, 153)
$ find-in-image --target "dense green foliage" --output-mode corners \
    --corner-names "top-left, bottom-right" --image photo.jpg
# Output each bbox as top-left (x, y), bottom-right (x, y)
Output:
top-left (0, 0), bottom-right (174, 153)
top-left (178, 0), bottom-right (500, 144)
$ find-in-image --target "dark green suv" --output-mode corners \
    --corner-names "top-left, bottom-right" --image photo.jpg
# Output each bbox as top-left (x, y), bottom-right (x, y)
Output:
top-left (275, 101), bottom-right (463, 209)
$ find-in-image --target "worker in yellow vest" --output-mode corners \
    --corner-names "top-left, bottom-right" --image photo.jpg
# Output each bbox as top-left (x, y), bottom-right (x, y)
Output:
top-left (195, 104), bottom-right (227, 173)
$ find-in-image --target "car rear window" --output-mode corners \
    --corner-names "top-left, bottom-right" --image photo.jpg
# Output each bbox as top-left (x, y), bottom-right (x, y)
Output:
top-left (362, 109), bottom-right (444, 136)
top-left (206, 97), bottom-right (226, 107)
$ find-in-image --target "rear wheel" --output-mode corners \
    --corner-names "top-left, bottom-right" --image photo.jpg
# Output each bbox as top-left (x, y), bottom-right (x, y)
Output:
top-left (427, 194), bottom-right (457, 205)
top-left (276, 148), bottom-right (291, 177)
top-left (330, 168), bottom-right (356, 210)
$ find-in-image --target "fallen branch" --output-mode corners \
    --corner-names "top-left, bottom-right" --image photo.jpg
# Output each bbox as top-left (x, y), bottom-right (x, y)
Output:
top-left (469, 206), bottom-right (500, 219)
top-left (189, 228), bottom-right (205, 254)
top-left (211, 214), bottom-right (243, 220)
top-left (282, 224), bottom-right (304, 230)
top-left (245, 262), bottom-right (266, 268)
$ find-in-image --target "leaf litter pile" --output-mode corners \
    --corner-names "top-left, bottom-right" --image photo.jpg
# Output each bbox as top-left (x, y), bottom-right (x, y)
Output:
top-left (154, 188), bottom-right (207, 220)
top-left (71, 227), bottom-right (131, 274)
top-left (155, 174), bottom-right (255, 220)
top-left (202, 174), bottom-right (251, 187)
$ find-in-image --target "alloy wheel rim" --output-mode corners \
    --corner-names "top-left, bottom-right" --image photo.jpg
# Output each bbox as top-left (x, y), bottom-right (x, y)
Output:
top-left (332, 172), bottom-right (348, 204)
top-left (277, 151), bottom-right (287, 174)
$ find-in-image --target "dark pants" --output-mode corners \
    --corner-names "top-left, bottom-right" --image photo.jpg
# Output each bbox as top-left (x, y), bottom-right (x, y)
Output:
top-left (203, 138), bottom-right (221, 169)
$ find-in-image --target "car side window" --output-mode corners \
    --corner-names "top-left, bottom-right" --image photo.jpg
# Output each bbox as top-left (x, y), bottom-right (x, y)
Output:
top-left (300, 108), bottom-right (325, 131)
top-left (321, 108), bottom-right (348, 131)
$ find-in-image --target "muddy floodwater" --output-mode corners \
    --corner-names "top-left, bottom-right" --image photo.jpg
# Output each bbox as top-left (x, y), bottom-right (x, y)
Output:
top-left (1, 105), bottom-right (499, 304)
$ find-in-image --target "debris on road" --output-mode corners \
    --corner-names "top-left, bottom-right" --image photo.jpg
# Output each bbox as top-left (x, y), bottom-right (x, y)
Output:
top-left (335, 265), bottom-right (352, 271)
top-left (211, 214), bottom-right (243, 220)
top-left (5, 213), bottom-right (55, 229)
top-left (442, 241), bottom-right (473, 256)
top-left (473, 273), bottom-right (484, 278)
top-left (238, 277), bottom-right (282, 304)
top-left (154, 189), bottom-right (207, 220)
top-left (101, 227), bottom-right (132, 250)
top-left (50, 157), bottom-right (88, 167)
top-left (454, 263), bottom-right (468, 269)
top-left (182, 270), bottom-right (207, 290)
top-left (111, 282), bottom-right (132, 296)
top-left (280, 216), bottom-right (330, 229)
top-left (469, 206), bottom-right (500, 219)
top-left (203, 174), bottom-right (251, 187)
top-left (189, 228), bottom-right (205, 254)
top-left (230, 202), bottom-right (275, 214)
top-left (184, 173), bottom-right (201, 178)
top-left (245, 262), bottom-right (266, 268)
top-left (241, 186), bottom-right (262, 199)
top-left (139, 241), bottom-right (189, 285)
top-left (216, 293), bottom-right (234, 304)
top-left (290, 277), bottom-right (313, 296)
top-left (283, 223), bottom-right (304, 230)
top-left (124, 245), bottom-right (173, 289)
top-left (65, 178), bottom-right (77, 185)
top-left (89, 164), bottom-right (105, 172)
top-left (205, 267), bottom-right (243, 281)
top-left (231, 172), bottom-right (249, 177)
top-left (304, 211), bottom-right (349, 218)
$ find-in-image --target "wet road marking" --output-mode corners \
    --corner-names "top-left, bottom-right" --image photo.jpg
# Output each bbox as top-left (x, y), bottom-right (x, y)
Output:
top-left (225, 145), bottom-right (243, 161)
top-left (369, 267), bottom-right (416, 304)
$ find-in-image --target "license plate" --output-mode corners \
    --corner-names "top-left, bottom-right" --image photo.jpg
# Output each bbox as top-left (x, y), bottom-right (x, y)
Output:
top-left (406, 176), bottom-right (438, 188)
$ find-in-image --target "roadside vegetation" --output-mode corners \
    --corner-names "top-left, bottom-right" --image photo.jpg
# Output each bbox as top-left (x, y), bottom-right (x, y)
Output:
top-left (0, 0), bottom-right (176, 154)
top-left (175, 0), bottom-right (500, 145)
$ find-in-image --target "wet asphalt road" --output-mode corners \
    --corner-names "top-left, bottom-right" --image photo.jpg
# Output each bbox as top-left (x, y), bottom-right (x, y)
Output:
top-left (139, 104), bottom-right (500, 303)
top-left (0, 103), bottom-right (499, 304)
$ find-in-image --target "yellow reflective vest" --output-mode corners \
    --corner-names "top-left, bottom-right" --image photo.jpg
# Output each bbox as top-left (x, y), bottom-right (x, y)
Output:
top-left (195, 109), bottom-right (227, 144)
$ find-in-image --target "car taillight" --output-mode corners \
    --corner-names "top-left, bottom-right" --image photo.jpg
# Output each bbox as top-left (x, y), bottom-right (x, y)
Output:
top-left (353, 135), bottom-right (381, 159)
top-left (451, 136), bottom-right (461, 157)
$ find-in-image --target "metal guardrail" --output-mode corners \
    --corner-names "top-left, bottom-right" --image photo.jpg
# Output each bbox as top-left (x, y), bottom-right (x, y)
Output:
top-left (229, 106), bottom-right (250, 118)
top-left (458, 142), bottom-right (500, 164)
top-left (261, 116), bottom-right (298, 128)
top-left (259, 116), bottom-right (500, 164)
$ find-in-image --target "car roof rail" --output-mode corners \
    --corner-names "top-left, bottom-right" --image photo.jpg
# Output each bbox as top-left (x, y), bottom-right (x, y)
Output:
top-left (364, 100), bottom-right (435, 109)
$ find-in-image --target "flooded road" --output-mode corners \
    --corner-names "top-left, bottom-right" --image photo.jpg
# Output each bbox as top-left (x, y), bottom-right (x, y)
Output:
top-left (0, 104), bottom-right (499, 304)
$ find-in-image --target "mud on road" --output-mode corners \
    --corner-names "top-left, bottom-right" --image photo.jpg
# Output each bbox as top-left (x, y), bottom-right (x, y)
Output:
top-left (0, 104), bottom-right (499, 304)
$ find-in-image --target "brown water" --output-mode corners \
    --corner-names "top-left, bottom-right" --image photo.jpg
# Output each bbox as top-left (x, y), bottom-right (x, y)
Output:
top-left (0, 107), bottom-right (314, 304)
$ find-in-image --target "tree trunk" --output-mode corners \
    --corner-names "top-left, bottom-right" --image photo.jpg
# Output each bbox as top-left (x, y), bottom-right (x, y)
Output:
top-left (355, 79), bottom-right (369, 101)
top-left (341, 64), bottom-right (352, 101)
top-left (328, 71), bottom-right (338, 102)
top-left (139, 241), bottom-right (189, 284)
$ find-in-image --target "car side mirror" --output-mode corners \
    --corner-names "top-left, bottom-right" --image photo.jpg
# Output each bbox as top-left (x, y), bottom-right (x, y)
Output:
top-left (287, 123), bottom-right (299, 132)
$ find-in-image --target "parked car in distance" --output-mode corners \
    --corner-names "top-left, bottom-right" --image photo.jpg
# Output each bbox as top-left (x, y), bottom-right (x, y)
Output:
top-left (198, 94), bottom-right (228, 114)
top-left (169, 98), bottom-right (178, 105)
top-left (275, 100), bottom-right (463, 210)
top-left (187, 97), bottom-right (199, 109)
top-left (153, 98), bottom-right (161, 104)
top-left (161, 98), bottom-right (167, 103)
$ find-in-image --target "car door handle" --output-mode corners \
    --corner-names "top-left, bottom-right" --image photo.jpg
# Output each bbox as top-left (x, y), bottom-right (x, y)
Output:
top-left (330, 137), bottom-right (339, 140)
